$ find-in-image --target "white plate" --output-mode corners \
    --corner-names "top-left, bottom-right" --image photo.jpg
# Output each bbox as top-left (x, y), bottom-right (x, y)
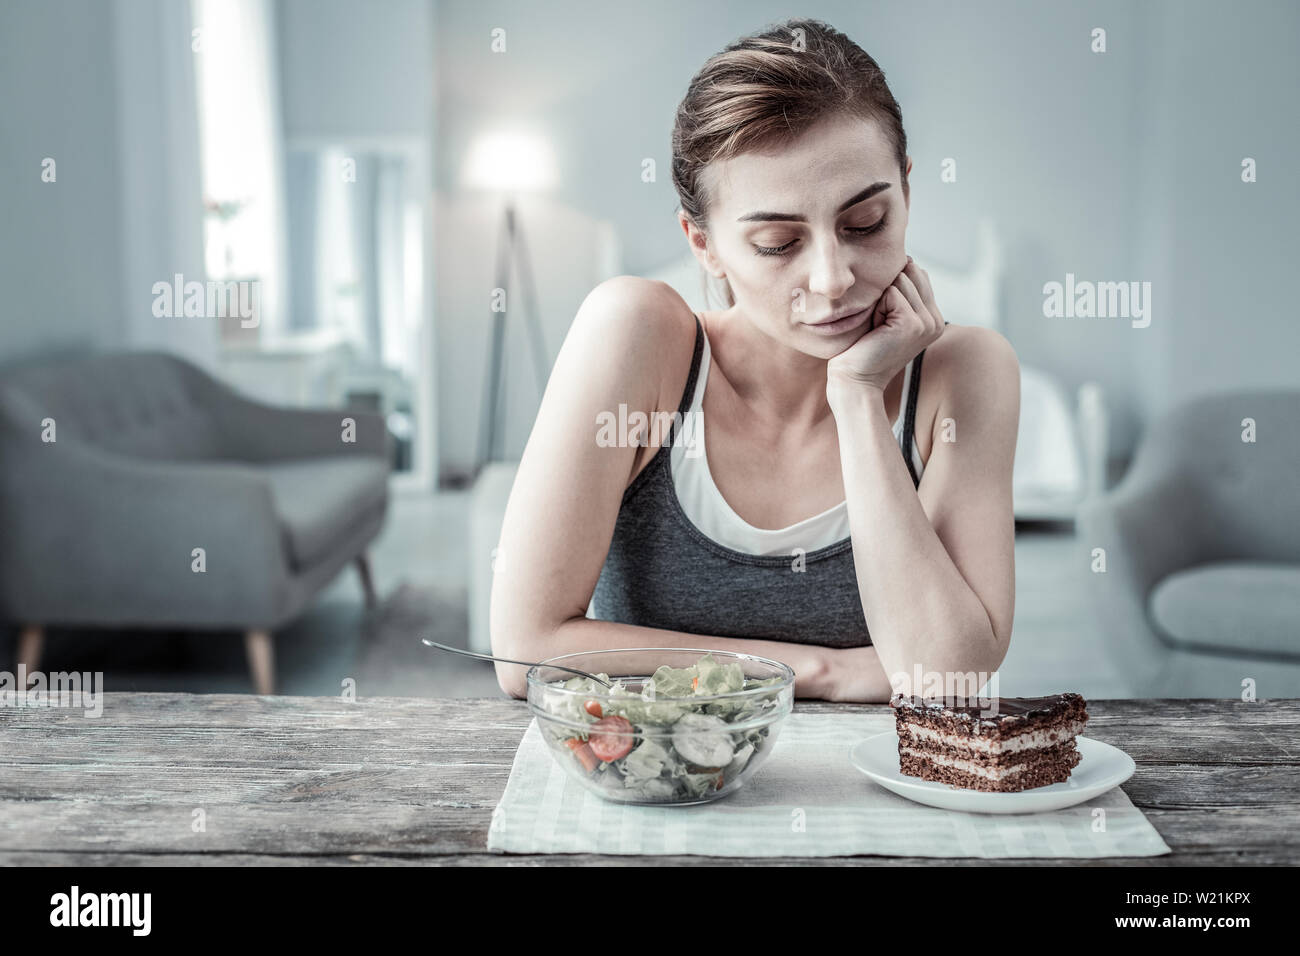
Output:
top-left (849, 732), bottom-right (1135, 814)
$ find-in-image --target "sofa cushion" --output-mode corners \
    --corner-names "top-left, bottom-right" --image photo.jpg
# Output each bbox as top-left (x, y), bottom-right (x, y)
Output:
top-left (1149, 561), bottom-right (1300, 660)
top-left (263, 457), bottom-right (388, 570)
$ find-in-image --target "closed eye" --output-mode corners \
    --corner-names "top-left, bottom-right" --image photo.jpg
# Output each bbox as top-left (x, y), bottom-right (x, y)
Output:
top-left (753, 216), bottom-right (889, 257)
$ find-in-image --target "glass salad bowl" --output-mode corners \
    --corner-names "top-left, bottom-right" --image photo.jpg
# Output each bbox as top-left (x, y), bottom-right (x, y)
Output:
top-left (526, 648), bottom-right (795, 805)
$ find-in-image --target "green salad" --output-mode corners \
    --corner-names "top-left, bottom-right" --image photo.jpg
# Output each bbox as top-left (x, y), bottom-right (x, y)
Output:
top-left (536, 653), bottom-right (787, 802)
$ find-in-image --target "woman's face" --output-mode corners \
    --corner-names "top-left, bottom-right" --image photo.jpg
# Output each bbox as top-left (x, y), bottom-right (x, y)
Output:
top-left (684, 113), bottom-right (911, 359)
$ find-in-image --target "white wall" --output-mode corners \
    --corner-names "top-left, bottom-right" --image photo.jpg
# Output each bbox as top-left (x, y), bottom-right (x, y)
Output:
top-left (0, 0), bottom-right (127, 362)
top-left (0, 0), bottom-right (214, 369)
top-left (277, 0), bottom-right (433, 140)
top-left (1131, 0), bottom-right (1300, 419)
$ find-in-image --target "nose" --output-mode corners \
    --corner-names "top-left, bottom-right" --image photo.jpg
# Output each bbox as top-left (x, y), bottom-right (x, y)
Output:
top-left (804, 234), bottom-right (855, 303)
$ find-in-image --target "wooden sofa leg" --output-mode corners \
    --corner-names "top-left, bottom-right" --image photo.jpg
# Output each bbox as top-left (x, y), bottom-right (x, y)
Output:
top-left (17, 625), bottom-right (43, 685)
top-left (244, 629), bottom-right (275, 696)
top-left (355, 553), bottom-right (377, 609)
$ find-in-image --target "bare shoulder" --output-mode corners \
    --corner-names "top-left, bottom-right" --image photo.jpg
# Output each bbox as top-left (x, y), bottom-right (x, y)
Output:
top-left (569, 275), bottom-right (698, 413)
top-left (925, 324), bottom-right (1018, 393)
top-left (923, 324), bottom-right (1020, 432)
top-left (574, 275), bottom-right (694, 344)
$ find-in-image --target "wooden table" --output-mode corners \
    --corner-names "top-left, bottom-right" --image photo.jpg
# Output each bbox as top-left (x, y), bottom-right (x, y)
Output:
top-left (1, 694), bottom-right (1296, 865)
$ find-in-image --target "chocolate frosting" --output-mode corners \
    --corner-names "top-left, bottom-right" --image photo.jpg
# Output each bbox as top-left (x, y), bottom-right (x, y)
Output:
top-left (890, 692), bottom-right (1086, 724)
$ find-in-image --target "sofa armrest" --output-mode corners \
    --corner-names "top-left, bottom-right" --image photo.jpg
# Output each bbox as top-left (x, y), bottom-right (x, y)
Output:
top-left (1075, 461), bottom-right (1214, 687)
top-left (200, 374), bottom-right (392, 463)
top-left (0, 408), bottom-right (291, 627)
top-left (1076, 464), bottom-right (1211, 599)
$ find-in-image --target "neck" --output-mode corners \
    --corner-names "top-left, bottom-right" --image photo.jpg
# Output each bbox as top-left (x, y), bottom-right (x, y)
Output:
top-left (704, 307), bottom-right (836, 432)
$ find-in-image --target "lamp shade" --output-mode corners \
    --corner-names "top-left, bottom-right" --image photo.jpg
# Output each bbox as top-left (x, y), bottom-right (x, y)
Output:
top-left (462, 129), bottom-right (558, 192)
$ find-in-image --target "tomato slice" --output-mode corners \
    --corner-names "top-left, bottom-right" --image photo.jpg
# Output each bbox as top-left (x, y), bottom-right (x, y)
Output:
top-left (564, 737), bottom-right (600, 773)
top-left (587, 715), bottom-right (635, 762)
top-left (584, 700), bottom-right (603, 718)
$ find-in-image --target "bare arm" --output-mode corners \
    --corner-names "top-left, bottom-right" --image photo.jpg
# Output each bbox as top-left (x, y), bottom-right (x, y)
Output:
top-left (826, 325), bottom-right (1019, 700)
top-left (490, 277), bottom-right (834, 698)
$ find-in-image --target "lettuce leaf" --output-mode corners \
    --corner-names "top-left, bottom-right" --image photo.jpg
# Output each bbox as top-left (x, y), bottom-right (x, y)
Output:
top-left (647, 662), bottom-right (697, 699)
top-left (694, 654), bottom-right (744, 696)
top-left (621, 737), bottom-right (671, 782)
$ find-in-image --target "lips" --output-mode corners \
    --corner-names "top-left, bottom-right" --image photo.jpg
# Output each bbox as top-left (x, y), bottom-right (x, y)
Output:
top-left (810, 306), bottom-right (872, 326)
top-left (803, 305), bottom-right (873, 336)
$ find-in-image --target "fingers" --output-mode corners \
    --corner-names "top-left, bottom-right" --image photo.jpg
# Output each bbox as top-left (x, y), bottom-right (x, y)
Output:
top-left (899, 256), bottom-right (945, 332)
top-left (891, 270), bottom-right (933, 329)
top-left (903, 257), bottom-right (934, 304)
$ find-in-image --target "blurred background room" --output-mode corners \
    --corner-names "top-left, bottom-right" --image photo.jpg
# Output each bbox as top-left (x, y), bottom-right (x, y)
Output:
top-left (1, 0), bottom-right (1297, 700)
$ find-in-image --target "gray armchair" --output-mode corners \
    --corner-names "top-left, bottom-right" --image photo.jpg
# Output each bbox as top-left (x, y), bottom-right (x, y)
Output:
top-left (0, 350), bottom-right (392, 694)
top-left (1076, 389), bottom-right (1300, 697)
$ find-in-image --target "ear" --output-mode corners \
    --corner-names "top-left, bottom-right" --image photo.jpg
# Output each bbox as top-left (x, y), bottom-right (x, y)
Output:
top-left (904, 156), bottom-right (913, 212)
top-left (678, 211), bottom-right (726, 279)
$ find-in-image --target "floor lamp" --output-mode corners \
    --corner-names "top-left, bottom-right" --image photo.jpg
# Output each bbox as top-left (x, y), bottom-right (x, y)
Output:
top-left (477, 197), bottom-right (550, 475)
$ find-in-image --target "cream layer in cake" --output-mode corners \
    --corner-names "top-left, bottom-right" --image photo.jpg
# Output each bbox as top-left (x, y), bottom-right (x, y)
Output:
top-left (898, 745), bottom-right (1073, 782)
top-left (899, 719), bottom-right (1088, 756)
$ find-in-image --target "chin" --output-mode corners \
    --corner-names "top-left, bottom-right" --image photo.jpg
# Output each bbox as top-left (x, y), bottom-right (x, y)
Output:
top-left (794, 322), bottom-right (871, 358)
top-left (801, 337), bottom-right (849, 361)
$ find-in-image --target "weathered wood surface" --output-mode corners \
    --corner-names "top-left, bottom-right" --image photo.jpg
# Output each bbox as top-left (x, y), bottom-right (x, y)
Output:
top-left (0, 694), bottom-right (1296, 865)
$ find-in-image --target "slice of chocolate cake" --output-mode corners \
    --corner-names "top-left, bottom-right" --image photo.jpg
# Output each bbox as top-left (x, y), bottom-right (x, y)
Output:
top-left (890, 693), bottom-right (1089, 793)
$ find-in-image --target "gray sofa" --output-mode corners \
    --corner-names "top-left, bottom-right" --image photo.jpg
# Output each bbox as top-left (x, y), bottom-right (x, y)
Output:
top-left (0, 350), bottom-right (392, 694)
top-left (1076, 389), bottom-right (1300, 697)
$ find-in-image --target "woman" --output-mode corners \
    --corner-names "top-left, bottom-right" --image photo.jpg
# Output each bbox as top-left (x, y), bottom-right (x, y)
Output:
top-left (492, 18), bottom-right (1019, 702)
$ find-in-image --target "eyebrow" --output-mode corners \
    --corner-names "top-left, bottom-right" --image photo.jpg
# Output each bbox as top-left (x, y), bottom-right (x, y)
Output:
top-left (736, 181), bottom-right (892, 223)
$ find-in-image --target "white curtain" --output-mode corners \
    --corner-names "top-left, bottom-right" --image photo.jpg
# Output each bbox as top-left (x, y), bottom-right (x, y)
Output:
top-left (287, 149), bottom-right (415, 371)
top-left (191, 0), bottom-right (290, 339)
top-left (375, 155), bottom-right (411, 372)
top-left (112, 0), bottom-right (216, 368)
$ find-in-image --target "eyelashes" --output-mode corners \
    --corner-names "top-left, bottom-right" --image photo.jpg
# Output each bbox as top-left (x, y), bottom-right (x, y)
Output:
top-left (753, 239), bottom-right (798, 257)
top-left (753, 215), bottom-right (889, 258)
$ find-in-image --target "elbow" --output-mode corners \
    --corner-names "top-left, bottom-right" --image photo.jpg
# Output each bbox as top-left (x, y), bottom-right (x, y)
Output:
top-left (490, 626), bottom-right (532, 700)
top-left (987, 636), bottom-right (1010, 677)
top-left (929, 621), bottom-right (1006, 693)
top-left (492, 613), bottom-right (581, 700)
top-left (490, 614), bottom-right (549, 700)
top-left (972, 622), bottom-right (1008, 685)
top-left (983, 611), bottom-right (1011, 675)
top-left (495, 662), bottom-right (528, 700)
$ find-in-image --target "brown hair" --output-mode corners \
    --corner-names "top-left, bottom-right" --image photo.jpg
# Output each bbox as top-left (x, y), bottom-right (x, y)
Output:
top-left (671, 18), bottom-right (909, 307)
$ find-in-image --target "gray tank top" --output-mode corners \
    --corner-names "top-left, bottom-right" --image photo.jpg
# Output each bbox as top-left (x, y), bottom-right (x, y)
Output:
top-left (590, 314), bottom-right (939, 648)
